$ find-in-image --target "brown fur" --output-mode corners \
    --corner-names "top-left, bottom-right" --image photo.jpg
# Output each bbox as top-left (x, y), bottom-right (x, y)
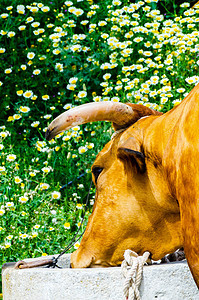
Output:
top-left (70, 84), bottom-right (199, 288)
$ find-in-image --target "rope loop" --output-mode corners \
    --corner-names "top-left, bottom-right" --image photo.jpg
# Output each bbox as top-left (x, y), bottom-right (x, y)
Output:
top-left (121, 250), bottom-right (150, 300)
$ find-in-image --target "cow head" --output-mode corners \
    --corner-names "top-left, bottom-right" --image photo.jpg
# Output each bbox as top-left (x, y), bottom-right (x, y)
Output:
top-left (46, 102), bottom-right (183, 268)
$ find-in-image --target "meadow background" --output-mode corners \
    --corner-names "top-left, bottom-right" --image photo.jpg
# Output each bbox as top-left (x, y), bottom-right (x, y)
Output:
top-left (0, 0), bottom-right (199, 286)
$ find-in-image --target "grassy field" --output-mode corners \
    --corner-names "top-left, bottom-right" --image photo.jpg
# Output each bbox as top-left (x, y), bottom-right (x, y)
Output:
top-left (0, 0), bottom-right (199, 291)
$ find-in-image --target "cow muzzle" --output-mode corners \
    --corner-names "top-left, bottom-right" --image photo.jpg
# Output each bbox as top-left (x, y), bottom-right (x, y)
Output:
top-left (70, 248), bottom-right (94, 268)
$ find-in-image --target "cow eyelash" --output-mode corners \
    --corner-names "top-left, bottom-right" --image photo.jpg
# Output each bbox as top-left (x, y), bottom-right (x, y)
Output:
top-left (92, 167), bottom-right (103, 184)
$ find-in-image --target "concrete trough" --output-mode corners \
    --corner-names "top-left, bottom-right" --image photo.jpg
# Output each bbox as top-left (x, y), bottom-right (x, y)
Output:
top-left (2, 254), bottom-right (199, 300)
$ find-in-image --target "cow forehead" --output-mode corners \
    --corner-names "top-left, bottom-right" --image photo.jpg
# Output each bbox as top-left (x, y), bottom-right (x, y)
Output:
top-left (117, 125), bottom-right (141, 149)
top-left (117, 115), bottom-right (157, 149)
top-left (93, 139), bottom-right (114, 166)
top-left (93, 130), bottom-right (135, 169)
top-left (93, 118), bottom-right (148, 168)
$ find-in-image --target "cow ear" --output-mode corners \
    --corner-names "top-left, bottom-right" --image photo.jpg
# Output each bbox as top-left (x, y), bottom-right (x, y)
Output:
top-left (118, 147), bottom-right (146, 173)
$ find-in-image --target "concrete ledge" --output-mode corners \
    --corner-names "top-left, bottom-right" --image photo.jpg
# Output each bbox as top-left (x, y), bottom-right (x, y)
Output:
top-left (2, 254), bottom-right (199, 300)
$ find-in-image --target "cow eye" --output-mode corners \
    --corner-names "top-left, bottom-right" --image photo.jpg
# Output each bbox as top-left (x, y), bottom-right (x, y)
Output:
top-left (92, 167), bottom-right (103, 184)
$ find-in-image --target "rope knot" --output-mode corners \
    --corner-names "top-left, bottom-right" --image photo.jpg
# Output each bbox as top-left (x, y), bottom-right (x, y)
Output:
top-left (121, 250), bottom-right (150, 300)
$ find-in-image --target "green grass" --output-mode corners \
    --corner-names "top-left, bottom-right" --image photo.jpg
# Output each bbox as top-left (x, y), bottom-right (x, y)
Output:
top-left (0, 0), bottom-right (199, 293)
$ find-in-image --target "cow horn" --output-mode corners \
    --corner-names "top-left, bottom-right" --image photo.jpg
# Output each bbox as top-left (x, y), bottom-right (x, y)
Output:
top-left (45, 102), bottom-right (160, 141)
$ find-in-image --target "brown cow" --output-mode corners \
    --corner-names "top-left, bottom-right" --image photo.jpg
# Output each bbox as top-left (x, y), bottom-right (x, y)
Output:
top-left (46, 83), bottom-right (199, 288)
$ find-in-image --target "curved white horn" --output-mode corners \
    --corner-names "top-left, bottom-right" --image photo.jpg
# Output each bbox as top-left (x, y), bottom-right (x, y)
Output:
top-left (45, 101), bottom-right (162, 141)
top-left (45, 102), bottom-right (134, 141)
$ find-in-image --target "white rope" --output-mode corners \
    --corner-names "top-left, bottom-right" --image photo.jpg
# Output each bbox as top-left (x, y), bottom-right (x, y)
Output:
top-left (121, 250), bottom-right (150, 300)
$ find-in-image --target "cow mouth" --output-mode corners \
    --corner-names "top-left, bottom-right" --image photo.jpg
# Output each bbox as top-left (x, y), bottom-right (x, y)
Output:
top-left (70, 249), bottom-right (120, 268)
top-left (89, 261), bottom-right (118, 268)
top-left (70, 250), bottom-right (94, 268)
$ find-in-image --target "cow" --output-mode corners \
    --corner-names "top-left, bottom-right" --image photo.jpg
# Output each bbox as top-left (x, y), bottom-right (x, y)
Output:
top-left (46, 83), bottom-right (199, 288)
